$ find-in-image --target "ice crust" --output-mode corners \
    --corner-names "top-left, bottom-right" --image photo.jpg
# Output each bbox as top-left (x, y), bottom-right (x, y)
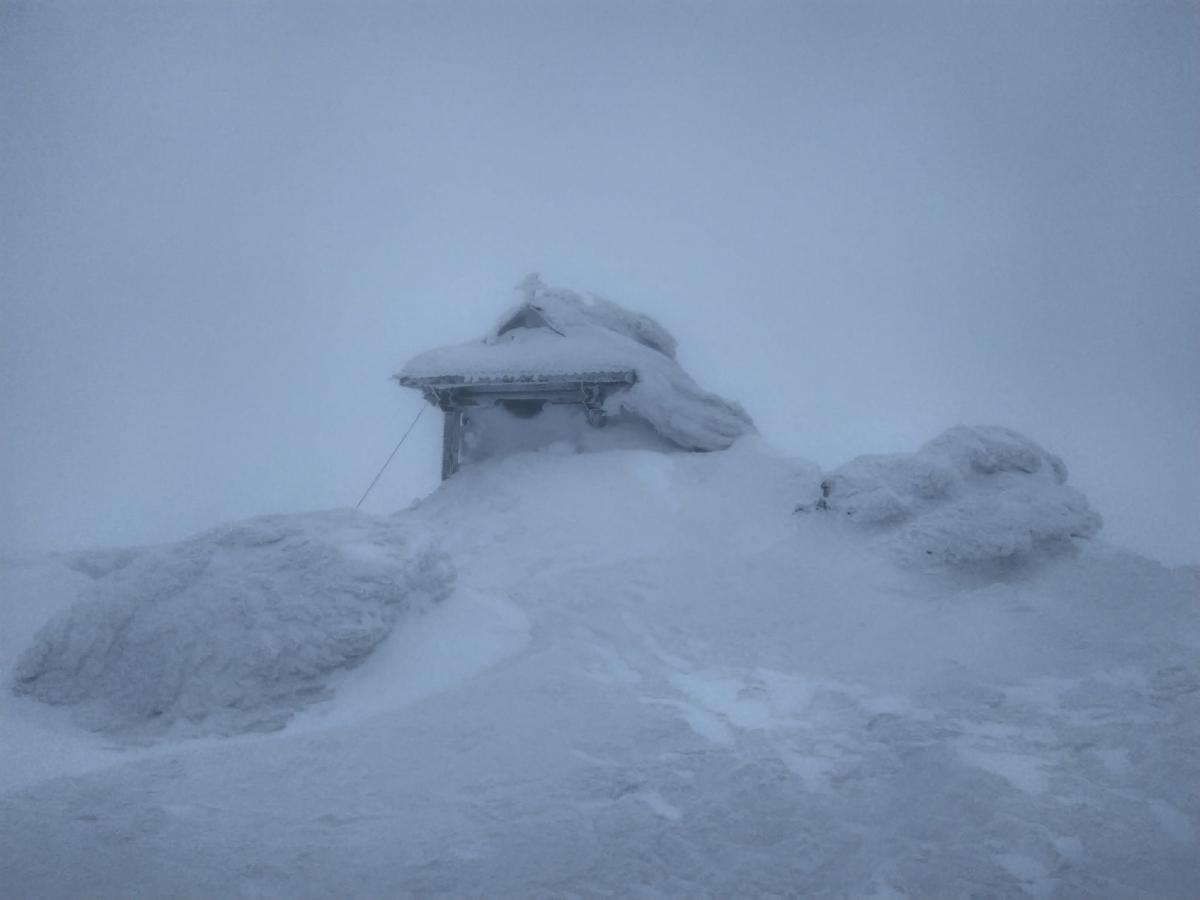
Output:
top-left (12, 510), bottom-right (454, 736)
top-left (809, 425), bottom-right (1103, 566)
top-left (398, 276), bottom-right (755, 451)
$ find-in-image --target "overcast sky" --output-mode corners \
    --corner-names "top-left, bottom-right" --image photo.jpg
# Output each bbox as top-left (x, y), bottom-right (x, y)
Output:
top-left (2, 0), bottom-right (1197, 565)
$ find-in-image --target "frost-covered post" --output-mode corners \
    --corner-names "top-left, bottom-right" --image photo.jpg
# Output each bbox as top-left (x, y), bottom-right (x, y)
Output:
top-left (442, 409), bottom-right (463, 480)
top-left (516, 271), bottom-right (544, 303)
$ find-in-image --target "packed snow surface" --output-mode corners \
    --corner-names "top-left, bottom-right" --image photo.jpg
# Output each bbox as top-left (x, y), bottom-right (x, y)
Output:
top-left (2, 429), bottom-right (1198, 897)
top-left (397, 275), bottom-right (755, 451)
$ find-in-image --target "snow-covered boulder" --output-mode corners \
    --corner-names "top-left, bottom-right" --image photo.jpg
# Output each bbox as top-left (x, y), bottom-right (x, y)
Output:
top-left (808, 426), bottom-right (1102, 566)
top-left (12, 511), bottom-right (454, 737)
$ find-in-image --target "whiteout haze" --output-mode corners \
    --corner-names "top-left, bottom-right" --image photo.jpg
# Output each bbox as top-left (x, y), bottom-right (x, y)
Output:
top-left (3, 285), bottom-right (1196, 897)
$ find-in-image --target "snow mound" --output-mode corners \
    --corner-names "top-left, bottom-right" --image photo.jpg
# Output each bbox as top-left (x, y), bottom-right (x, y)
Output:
top-left (11, 510), bottom-right (454, 737)
top-left (398, 275), bottom-right (755, 452)
top-left (808, 425), bottom-right (1103, 566)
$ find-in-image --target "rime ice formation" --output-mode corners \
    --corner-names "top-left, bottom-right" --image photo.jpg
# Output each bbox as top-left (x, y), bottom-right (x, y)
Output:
top-left (397, 275), bottom-right (755, 452)
top-left (805, 425), bottom-right (1103, 566)
top-left (12, 511), bottom-right (453, 736)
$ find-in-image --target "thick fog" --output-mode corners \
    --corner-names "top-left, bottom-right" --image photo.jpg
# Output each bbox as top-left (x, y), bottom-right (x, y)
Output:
top-left (2, 0), bottom-right (1197, 565)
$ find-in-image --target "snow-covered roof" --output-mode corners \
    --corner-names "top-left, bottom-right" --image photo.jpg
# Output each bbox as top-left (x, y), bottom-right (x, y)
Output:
top-left (396, 275), bottom-right (754, 451)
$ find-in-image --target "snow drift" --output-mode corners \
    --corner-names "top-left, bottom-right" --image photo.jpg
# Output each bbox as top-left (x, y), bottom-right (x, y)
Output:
top-left (804, 425), bottom-right (1103, 566)
top-left (12, 510), bottom-right (454, 737)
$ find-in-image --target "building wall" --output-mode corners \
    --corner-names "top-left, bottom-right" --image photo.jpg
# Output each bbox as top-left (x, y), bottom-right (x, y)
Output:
top-left (459, 403), bottom-right (674, 467)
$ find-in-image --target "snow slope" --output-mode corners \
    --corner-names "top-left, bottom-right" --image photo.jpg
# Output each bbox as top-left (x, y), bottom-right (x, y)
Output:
top-left (2, 434), bottom-right (1197, 897)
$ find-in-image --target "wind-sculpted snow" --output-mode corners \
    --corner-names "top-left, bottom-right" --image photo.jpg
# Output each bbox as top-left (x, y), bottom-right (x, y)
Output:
top-left (808, 425), bottom-right (1103, 566)
top-left (11, 511), bottom-right (454, 737)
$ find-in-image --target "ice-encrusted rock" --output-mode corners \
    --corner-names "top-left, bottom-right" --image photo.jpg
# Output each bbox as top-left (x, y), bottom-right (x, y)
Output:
top-left (12, 510), bottom-right (454, 737)
top-left (811, 425), bottom-right (1102, 566)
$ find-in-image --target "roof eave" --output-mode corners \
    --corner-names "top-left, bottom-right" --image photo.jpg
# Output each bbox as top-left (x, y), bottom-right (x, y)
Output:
top-left (395, 370), bottom-right (637, 389)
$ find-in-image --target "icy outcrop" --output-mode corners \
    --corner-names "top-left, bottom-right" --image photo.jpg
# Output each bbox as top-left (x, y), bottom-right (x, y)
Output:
top-left (397, 275), bottom-right (755, 452)
top-left (808, 426), bottom-right (1102, 565)
top-left (12, 511), bottom-right (454, 737)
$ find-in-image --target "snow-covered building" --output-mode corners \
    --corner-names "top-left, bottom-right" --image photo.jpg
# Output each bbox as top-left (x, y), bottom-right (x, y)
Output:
top-left (397, 275), bottom-right (754, 478)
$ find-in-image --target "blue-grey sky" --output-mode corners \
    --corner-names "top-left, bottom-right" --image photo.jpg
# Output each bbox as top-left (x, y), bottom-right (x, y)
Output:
top-left (2, 0), bottom-right (1197, 564)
